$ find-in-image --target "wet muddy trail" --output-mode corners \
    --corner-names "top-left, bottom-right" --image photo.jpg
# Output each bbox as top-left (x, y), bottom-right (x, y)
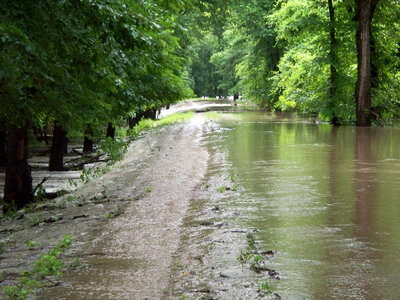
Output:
top-left (40, 115), bottom-right (209, 299)
top-left (2, 104), bottom-right (400, 299)
top-left (1, 106), bottom-right (266, 300)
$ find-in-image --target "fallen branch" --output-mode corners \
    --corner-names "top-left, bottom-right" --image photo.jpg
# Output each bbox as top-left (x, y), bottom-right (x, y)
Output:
top-left (371, 111), bottom-right (380, 120)
top-left (66, 154), bottom-right (105, 169)
top-left (45, 278), bottom-right (61, 286)
top-left (33, 177), bottom-right (49, 194)
top-left (72, 148), bottom-right (84, 156)
top-left (72, 214), bottom-right (90, 220)
top-left (65, 154), bottom-right (93, 165)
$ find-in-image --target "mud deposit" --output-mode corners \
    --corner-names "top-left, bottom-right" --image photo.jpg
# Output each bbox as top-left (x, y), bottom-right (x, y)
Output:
top-left (0, 114), bottom-right (212, 299)
top-left (167, 121), bottom-right (280, 300)
top-left (0, 109), bottom-right (279, 299)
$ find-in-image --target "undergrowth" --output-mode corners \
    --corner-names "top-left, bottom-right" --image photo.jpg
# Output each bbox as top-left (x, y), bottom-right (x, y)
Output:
top-left (69, 112), bottom-right (194, 186)
top-left (129, 111), bottom-right (194, 138)
top-left (3, 235), bottom-right (73, 300)
top-left (204, 111), bottom-right (220, 120)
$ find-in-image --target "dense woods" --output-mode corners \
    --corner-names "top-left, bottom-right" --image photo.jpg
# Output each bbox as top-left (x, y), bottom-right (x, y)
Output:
top-left (1, 0), bottom-right (400, 211)
top-left (190, 0), bottom-right (400, 125)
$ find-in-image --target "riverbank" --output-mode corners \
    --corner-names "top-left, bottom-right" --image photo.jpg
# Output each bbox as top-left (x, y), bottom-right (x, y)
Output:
top-left (1, 102), bottom-right (282, 299)
top-left (0, 114), bottom-right (208, 299)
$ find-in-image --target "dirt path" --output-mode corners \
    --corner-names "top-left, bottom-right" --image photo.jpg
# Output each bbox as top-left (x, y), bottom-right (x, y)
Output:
top-left (0, 115), bottom-right (209, 299)
top-left (43, 115), bottom-right (208, 299)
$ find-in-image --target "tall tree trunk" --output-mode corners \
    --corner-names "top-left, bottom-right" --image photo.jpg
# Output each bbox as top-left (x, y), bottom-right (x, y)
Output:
top-left (83, 125), bottom-right (94, 152)
top-left (3, 125), bottom-right (33, 212)
top-left (49, 121), bottom-right (68, 171)
top-left (354, 0), bottom-right (379, 126)
top-left (328, 0), bottom-right (339, 125)
top-left (106, 122), bottom-right (115, 139)
top-left (0, 126), bottom-right (6, 167)
top-left (128, 117), bottom-right (135, 130)
top-left (143, 109), bottom-right (157, 120)
top-left (128, 112), bottom-right (144, 129)
top-left (370, 34), bottom-right (378, 89)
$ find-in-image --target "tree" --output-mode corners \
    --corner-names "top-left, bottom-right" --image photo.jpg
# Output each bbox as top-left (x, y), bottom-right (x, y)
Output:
top-left (354, 0), bottom-right (379, 126)
top-left (210, 28), bottom-right (245, 97)
top-left (3, 126), bottom-right (33, 211)
top-left (0, 126), bottom-right (6, 167)
top-left (190, 35), bottom-right (220, 97)
top-left (269, 0), bottom-right (344, 116)
top-left (328, 0), bottom-right (339, 125)
top-left (232, 0), bottom-right (282, 108)
top-left (49, 121), bottom-right (68, 171)
top-left (1, 0), bottom-right (195, 212)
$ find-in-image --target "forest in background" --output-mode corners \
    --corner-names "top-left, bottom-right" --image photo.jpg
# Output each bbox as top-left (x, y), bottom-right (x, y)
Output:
top-left (1, 0), bottom-right (400, 211)
top-left (190, 0), bottom-right (400, 126)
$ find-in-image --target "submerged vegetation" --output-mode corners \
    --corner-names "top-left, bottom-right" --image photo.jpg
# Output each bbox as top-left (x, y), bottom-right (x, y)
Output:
top-left (237, 233), bottom-right (280, 298)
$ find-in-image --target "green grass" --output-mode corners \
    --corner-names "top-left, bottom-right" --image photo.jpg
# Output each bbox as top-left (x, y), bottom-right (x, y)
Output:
top-left (217, 186), bottom-right (228, 193)
top-left (188, 97), bottom-right (219, 101)
top-left (204, 111), bottom-right (221, 120)
top-left (130, 112), bottom-right (194, 137)
top-left (25, 240), bottom-right (42, 250)
top-left (260, 279), bottom-right (273, 295)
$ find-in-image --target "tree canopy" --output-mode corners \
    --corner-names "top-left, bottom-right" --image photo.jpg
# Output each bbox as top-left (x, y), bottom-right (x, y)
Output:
top-left (2, 0), bottom-right (399, 131)
top-left (1, 0), bottom-right (400, 210)
top-left (188, 0), bottom-right (400, 124)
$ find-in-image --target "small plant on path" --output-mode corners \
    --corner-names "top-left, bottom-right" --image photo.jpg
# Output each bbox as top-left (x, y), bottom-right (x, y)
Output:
top-left (3, 235), bottom-right (73, 300)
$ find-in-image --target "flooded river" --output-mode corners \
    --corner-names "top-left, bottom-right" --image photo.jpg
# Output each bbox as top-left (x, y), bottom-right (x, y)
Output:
top-left (198, 111), bottom-right (400, 299)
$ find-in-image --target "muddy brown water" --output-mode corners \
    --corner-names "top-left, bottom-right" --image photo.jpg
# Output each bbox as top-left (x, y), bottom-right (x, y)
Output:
top-left (183, 111), bottom-right (400, 299)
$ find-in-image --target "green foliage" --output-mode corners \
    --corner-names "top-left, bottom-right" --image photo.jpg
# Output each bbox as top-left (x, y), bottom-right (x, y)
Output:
top-left (186, 0), bottom-right (400, 123)
top-left (211, 28), bottom-right (245, 96)
top-left (27, 214), bottom-right (45, 227)
top-left (250, 254), bottom-right (264, 272)
top-left (189, 33), bottom-right (221, 97)
top-left (204, 111), bottom-right (221, 120)
top-left (130, 112), bottom-right (194, 137)
top-left (79, 165), bottom-right (110, 184)
top-left (34, 185), bottom-right (47, 202)
top-left (225, 175), bottom-right (237, 182)
top-left (0, 239), bottom-right (9, 254)
top-left (260, 279), bottom-right (273, 295)
top-left (100, 137), bottom-right (128, 164)
top-left (0, 0), bottom-right (198, 210)
top-left (268, 0), bottom-right (355, 120)
top-left (105, 207), bottom-right (123, 219)
top-left (25, 240), bottom-right (42, 250)
top-left (237, 233), bottom-right (258, 264)
top-left (3, 235), bottom-right (72, 300)
top-left (0, 0), bottom-right (195, 134)
top-left (217, 186), bottom-right (228, 193)
top-left (1, 205), bottom-right (19, 219)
